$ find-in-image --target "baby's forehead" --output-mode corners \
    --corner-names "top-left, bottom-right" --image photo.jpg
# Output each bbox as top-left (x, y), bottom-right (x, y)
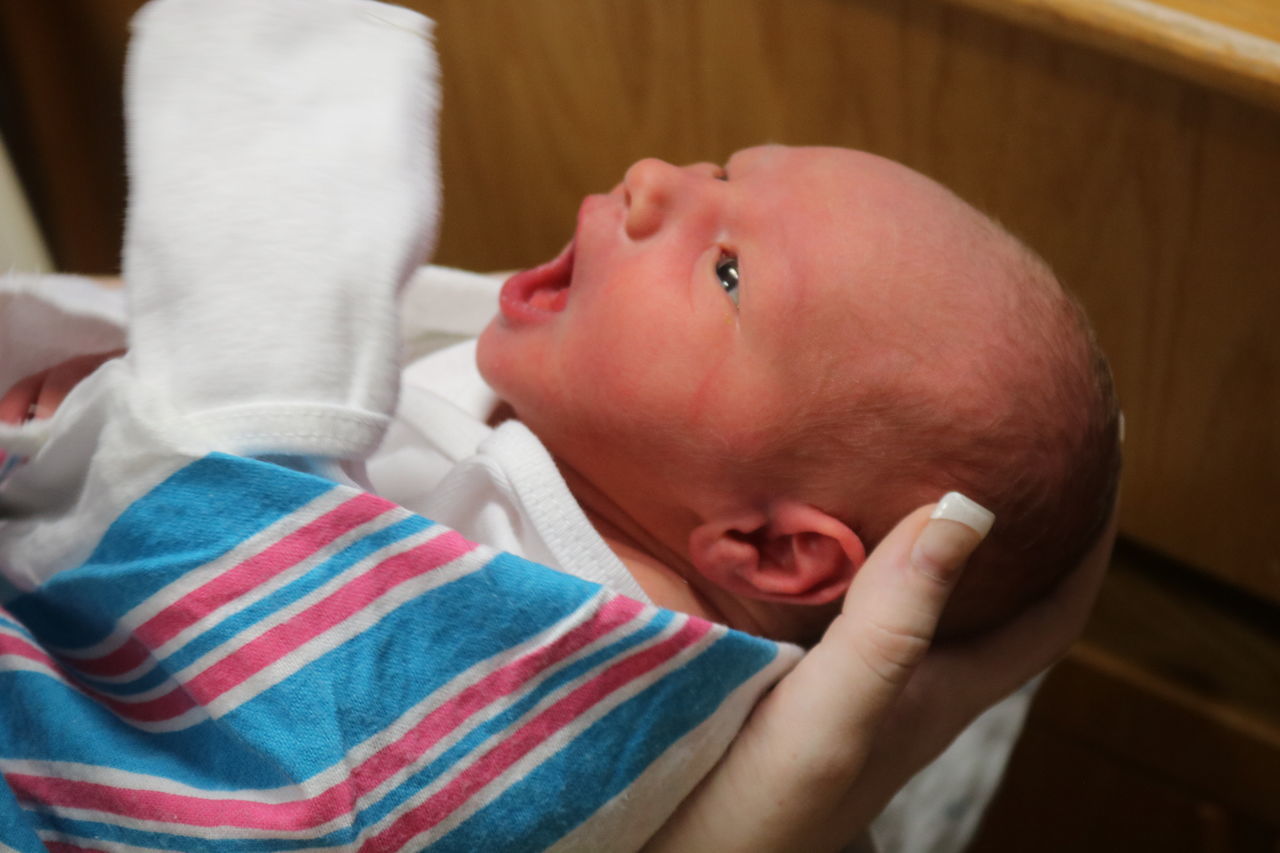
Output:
top-left (728, 145), bottom-right (1029, 362)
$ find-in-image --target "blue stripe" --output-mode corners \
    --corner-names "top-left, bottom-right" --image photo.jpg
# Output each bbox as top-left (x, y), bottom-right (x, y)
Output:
top-left (0, 670), bottom-right (310, 788)
top-left (0, 776), bottom-right (46, 853)
top-left (351, 608), bottom-right (678, 833)
top-left (6, 455), bottom-right (335, 649)
top-left (436, 630), bottom-right (780, 852)
top-left (210, 550), bottom-right (617, 783)
top-left (78, 514), bottom-right (433, 698)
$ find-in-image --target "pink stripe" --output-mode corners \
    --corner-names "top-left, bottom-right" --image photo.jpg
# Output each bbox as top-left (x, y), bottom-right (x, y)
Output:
top-left (67, 531), bottom-right (475, 724)
top-left (6, 597), bottom-right (649, 832)
top-left (68, 493), bottom-right (395, 679)
top-left (363, 617), bottom-right (714, 851)
top-left (0, 632), bottom-right (61, 671)
top-left (3, 632), bottom-right (196, 724)
top-left (62, 636), bottom-right (151, 680)
top-left (43, 844), bottom-right (107, 853)
top-left (185, 531), bottom-right (476, 704)
top-left (340, 596), bottom-right (646, 810)
top-left (81, 684), bottom-right (197, 724)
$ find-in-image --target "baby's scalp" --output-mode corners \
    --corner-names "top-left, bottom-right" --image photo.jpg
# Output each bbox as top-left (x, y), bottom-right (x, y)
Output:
top-left (776, 201), bottom-right (1120, 637)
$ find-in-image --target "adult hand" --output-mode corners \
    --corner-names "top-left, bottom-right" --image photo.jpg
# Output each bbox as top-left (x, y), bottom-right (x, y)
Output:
top-left (646, 495), bottom-right (1116, 852)
top-left (0, 349), bottom-right (125, 424)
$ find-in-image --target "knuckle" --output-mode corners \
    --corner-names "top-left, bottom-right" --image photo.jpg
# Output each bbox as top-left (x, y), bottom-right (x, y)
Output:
top-left (857, 618), bottom-right (932, 685)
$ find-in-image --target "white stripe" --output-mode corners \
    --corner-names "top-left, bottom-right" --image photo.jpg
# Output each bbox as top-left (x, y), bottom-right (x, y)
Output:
top-left (376, 615), bottom-right (723, 849)
top-left (0, 588), bottom-right (662, 841)
top-left (97, 527), bottom-right (471, 734)
top-left (82, 503), bottom-right (416, 688)
top-left (0, 656), bottom-right (68, 683)
top-left (199, 538), bottom-right (491, 721)
top-left (4, 525), bottom-right (465, 736)
top-left (59, 521), bottom-right (444, 709)
top-left (71, 515), bottom-right (441, 705)
top-left (335, 591), bottom-right (657, 829)
top-left (0, 624), bottom-right (72, 685)
top-left (36, 829), bottom-right (183, 853)
top-left (51, 487), bottom-right (353, 662)
top-left (547, 641), bottom-right (802, 853)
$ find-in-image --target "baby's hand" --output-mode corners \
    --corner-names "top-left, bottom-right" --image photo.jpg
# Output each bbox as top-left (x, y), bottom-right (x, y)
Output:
top-left (0, 350), bottom-right (125, 425)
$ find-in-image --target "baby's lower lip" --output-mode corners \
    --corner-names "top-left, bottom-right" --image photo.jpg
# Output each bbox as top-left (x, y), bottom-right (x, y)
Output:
top-left (498, 239), bottom-right (575, 325)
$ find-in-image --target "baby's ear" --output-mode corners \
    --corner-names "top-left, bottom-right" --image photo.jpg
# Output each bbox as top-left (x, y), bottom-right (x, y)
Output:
top-left (688, 502), bottom-right (866, 605)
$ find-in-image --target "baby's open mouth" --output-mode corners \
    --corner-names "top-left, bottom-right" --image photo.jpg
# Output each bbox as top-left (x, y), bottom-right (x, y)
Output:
top-left (498, 240), bottom-right (574, 323)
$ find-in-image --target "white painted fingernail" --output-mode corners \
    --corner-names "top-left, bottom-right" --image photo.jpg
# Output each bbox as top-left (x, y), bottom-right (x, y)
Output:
top-left (931, 492), bottom-right (995, 538)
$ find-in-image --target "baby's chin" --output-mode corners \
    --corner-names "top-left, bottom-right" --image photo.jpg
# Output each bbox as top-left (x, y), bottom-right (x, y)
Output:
top-left (474, 319), bottom-right (514, 396)
top-left (474, 322), bottom-right (556, 435)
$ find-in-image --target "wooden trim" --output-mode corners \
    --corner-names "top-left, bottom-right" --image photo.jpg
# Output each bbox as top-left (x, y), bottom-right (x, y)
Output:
top-left (1035, 644), bottom-right (1280, 825)
top-left (0, 135), bottom-right (52, 272)
top-left (941, 0), bottom-right (1280, 110)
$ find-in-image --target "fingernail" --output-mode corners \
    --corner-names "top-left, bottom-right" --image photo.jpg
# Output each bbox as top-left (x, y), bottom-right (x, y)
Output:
top-left (912, 492), bottom-right (995, 581)
top-left (931, 492), bottom-right (995, 537)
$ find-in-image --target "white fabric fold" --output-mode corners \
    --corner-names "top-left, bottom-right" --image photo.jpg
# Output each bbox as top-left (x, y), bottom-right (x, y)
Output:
top-left (124, 0), bottom-right (439, 458)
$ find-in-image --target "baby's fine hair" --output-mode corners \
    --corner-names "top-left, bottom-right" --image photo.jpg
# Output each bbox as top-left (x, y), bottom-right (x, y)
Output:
top-left (923, 238), bottom-right (1122, 636)
top-left (787, 220), bottom-right (1121, 638)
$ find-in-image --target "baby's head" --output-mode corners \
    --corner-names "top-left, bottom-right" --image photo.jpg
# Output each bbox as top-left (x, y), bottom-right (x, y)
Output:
top-left (478, 145), bottom-right (1120, 642)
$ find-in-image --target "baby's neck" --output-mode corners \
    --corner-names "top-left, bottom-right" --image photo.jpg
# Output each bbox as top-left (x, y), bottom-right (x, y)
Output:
top-left (554, 461), bottom-right (768, 636)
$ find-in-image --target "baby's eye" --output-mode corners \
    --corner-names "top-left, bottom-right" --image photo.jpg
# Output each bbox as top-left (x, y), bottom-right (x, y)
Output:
top-left (715, 254), bottom-right (740, 306)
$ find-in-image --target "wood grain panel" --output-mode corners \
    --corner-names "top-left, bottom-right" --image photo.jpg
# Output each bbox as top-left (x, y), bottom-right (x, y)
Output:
top-left (942, 0), bottom-right (1280, 112)
top-left (0, 0), bottom-right (141, 272)
top-left (971, 725), bottom-right (1278, 852)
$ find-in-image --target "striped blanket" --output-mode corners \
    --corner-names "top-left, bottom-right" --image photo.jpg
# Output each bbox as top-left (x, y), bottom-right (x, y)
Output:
top-left (0, 453), bottom-right (799, 851)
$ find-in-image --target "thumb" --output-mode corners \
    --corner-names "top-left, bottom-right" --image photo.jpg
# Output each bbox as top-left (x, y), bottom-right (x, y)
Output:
top-left (794, 492), bottom-right (994, 737)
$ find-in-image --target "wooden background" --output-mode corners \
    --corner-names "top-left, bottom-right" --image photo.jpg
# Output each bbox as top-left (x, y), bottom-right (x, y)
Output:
top-left (2, 0), bottom-right (1278, 848)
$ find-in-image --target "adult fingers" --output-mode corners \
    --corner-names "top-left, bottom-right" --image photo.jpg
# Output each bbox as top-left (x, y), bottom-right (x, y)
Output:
top-left (885, 501), bottom-right (1119, 769)
top-left (920, 502), bottom-right (1118, 707)
top-left (802, 493), bottom-right (993, 738)
top-left (2, 350), bottom-right (126, 423)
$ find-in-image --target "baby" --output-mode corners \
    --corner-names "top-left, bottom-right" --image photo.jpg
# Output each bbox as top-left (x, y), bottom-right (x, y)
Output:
top-left (4, 145), bottom-right (1120, 646)
top-left (474, 143), bottom-right (1119, 642)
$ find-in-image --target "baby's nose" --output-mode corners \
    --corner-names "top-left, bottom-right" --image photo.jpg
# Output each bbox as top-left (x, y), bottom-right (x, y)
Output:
top-left (623, 159), bottom-right (722, 239)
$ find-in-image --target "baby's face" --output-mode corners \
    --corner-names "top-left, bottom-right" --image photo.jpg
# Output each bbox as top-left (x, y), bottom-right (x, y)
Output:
top-left (478, 145), bottom-right (1001, 525)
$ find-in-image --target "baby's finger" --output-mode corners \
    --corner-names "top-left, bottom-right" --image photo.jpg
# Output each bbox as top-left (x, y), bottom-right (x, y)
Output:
top-left (0, 373), bottom-right (46, 425)
top-left (34, 362), bottom-right (88, 420)
top-left (26, 350), bottom-right (124, 421)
